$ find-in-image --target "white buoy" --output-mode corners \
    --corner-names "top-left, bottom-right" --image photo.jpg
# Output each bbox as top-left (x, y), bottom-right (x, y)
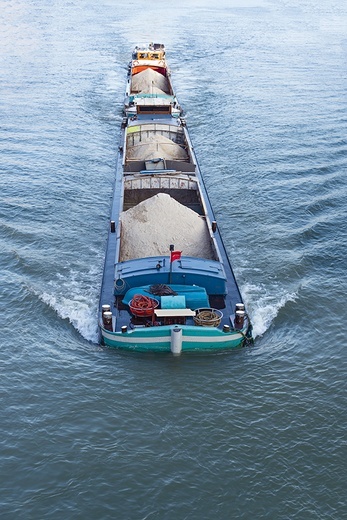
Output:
top-left (171, 327), bottom-right (182, 355)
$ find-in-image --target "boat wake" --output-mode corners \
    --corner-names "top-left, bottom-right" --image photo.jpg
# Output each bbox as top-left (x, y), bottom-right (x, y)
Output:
top-left (40, 290), bottom-right (99, 343)
top-left (242, 283), bottom-right (297, 338)
top-left (35, 269), bottom-right (100, 343)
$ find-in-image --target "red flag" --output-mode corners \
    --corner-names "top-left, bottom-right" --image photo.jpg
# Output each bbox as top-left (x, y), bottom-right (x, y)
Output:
top-left (170, 250), bottom-right (182, 263)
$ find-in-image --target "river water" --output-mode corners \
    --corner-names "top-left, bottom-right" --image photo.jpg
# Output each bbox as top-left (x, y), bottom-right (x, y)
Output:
top-left (1, 1), bottom-right (346, 518)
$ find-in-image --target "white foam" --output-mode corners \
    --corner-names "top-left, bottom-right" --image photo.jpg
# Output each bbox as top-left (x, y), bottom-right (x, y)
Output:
top-left (36, 264), bottom-right (101, 344)
top-left (242, 283), bottom-right (297, 338)
top-left (40, 291), bottom-right (99, 343)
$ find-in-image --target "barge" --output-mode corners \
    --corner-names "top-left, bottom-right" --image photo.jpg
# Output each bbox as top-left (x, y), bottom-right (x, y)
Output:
top-left (99, 43), bottom-right (252, 354)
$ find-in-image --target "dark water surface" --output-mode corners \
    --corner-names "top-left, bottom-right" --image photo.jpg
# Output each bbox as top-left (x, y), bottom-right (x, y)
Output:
top-left (1, 1), bottom-right (346, 518)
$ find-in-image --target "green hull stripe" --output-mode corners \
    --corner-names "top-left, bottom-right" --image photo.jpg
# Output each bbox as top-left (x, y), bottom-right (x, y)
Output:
top-left (101, 326), bottom-right (244, 350)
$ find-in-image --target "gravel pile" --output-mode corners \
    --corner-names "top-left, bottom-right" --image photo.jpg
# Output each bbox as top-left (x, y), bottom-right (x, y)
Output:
top-left (127, 134), bottom-right (188, 162)
top-left (120, 193), bottom-right (214, 261)
top-left (139, 86), bottom-right (167, 95)
top-left (131, 68), bottom-right (169, 93)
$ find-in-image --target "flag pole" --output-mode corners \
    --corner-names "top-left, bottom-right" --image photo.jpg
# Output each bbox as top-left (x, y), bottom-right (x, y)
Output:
top-left (169, 244), bottom-right (174, 284)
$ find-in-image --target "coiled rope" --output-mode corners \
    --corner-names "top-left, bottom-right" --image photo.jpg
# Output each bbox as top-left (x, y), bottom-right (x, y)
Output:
top-left (149, 284), bottom-right (177, 296)
top-left (194, 309), bottom-right (222, 327)
top-left (114, 278), bottom-right (127, 293)
top-left (129, 294), bottom-right (159, 317)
